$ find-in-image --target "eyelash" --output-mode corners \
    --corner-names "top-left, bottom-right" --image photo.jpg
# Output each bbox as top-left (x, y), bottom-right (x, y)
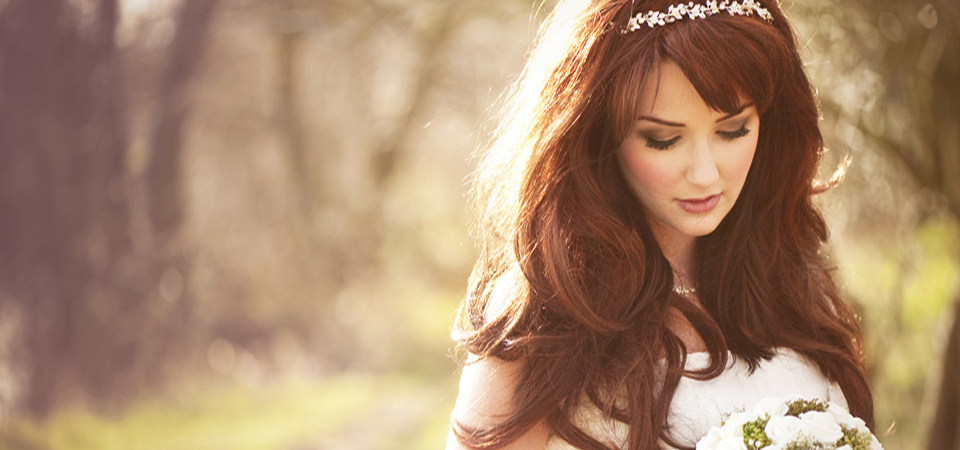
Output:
top-left (645, 136), bottom-right (680, 150)
top-left (643, 123), bottom-right (751, 150)
top-left (719, 123), bottom-right (751, 141)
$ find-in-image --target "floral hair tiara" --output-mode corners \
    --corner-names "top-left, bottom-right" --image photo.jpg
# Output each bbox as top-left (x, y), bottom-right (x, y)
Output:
top-left (620, 0), bottom-right (774, 34)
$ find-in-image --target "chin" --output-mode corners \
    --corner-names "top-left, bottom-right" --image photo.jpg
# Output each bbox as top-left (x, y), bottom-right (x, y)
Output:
top-left (679, 217), bottom-right (723, 237)
top-left (687, 227), bottom-right (719, 238)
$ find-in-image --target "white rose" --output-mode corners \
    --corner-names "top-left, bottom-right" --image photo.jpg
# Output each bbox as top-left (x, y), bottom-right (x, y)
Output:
top-left (836, 445), bottom-right (853, 450)
top-left (740, 409), bottom-right (767, 423)
top-left (716, 436), bottom-right (748, 450)
top-left (799, 411), bottom-right (844, 443)
top-left (721, 411), bottom-right (761, 438)
top-left (826, 403), bottom-right (855, 426)
top-left (697, 427), bottom-right (724, 450)
top-left (869, 434), bottom-right (884, 450)
top-left (826, 403), bottom-right (871, 434)
top-left (754, 398), bottom-right (789, 418)
top-left (719, 423), bottom-right (744, 439)
top-left (852, 417), bottom-right (869, 432)
top-left (764, 415), bottom-right (807, 445)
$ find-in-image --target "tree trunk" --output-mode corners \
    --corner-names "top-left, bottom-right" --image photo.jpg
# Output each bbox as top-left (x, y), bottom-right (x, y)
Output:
top-left (147, 0), bottom-right (219, 238)
top-left (0, 0), bottom-right (218, 416)
top-left (141, 0), bottom-right (219, 364)
top-left (930, 298), bottom-right (960, 450)
top-left (0, 0), bottom-right (133, 416)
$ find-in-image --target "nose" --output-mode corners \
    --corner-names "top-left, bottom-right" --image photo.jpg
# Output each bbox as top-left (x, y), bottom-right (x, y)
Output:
top-left (686, 140), bottom-right (720, 186)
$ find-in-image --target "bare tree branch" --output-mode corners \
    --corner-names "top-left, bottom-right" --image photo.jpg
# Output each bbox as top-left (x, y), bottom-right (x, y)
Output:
top-left (372, 1), bottom-right (469, 186)
top-left (820, 98), bottom-right (960, 220)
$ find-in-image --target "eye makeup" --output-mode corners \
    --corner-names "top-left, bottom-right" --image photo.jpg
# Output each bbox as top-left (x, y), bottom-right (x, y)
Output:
top-left (718, 121), bottom-right (751, 141)
top-left (635, 104), bottom-right (756, 151)
top-left (645, 135), bottom-right (681, 150)
top-left (642, 121), bottom-right (751, 150)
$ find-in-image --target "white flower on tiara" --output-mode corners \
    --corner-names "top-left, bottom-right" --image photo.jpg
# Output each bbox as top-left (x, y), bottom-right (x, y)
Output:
top-left (621, 0), bottom-right (774, 34)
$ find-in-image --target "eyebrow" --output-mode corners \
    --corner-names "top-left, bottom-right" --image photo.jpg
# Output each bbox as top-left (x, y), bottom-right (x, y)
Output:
top-left (637, 102), bottom-right (755, 127)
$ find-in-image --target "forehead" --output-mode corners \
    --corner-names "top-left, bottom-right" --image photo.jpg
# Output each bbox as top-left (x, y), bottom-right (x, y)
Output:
top-left (637, 60), bottom-right (739, 122)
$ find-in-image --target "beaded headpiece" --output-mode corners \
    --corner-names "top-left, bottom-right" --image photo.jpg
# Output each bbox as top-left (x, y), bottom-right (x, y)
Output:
top-left (620, 0), bottom-right (774, 34)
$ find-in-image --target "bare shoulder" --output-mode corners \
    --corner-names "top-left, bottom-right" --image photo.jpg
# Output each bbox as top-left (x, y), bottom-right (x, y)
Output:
top-left (483, 265), bottom-right (524, 324)
top-left (447, 266), bottom-right (547, 448)
top-left (455, 269), bottom-right (526, 427)
top-left (447, 355), bottom-right (550, 449)
top-left (452, 354), bottom-right (524, 426)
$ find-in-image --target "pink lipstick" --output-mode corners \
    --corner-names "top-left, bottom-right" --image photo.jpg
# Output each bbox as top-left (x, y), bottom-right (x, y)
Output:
top-left (677, 194), bottom-right (720, 214)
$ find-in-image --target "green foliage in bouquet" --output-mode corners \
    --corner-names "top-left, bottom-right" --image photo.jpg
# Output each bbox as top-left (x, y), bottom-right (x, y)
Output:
top-left (783, 440), bottom-right (831, 450)
top-left (781, 432), bottom-right (874, 450)
top-left (835, 425), bottom-right (874, 450)
top-left (742, 418), bottom-right (773, 450)
top-left (785, 399), bottom-right (828, 416)
top-left (781, 399), bottom-right (873, 450)
top-left (713, 398), bottom-right (878, 450)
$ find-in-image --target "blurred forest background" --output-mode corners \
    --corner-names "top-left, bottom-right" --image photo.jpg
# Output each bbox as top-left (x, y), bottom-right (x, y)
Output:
top-left (0, 0), bottom-right (956, 449)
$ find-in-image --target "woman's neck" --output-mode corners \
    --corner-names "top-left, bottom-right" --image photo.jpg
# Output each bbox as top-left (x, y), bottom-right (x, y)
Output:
top-left (650, 223), bottom-right (696, 290)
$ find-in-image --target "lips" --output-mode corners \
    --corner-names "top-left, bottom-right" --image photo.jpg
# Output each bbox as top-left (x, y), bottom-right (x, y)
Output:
top-left (676, 194), bottom-right (720, 214)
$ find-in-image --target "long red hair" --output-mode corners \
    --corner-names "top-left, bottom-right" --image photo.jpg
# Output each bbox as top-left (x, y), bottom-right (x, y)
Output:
top-left (452, 0), bottom-right (874, 448)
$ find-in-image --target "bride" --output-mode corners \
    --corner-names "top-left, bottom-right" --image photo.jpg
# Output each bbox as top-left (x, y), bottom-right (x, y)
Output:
top-left (447, 0), bottom-right (875, 448)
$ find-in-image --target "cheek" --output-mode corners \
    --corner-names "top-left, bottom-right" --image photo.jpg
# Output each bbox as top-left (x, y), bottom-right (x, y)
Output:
top-left (619, 149), bottom-right (676, 196)
top-left (725, 139), bottom-right (758, 184)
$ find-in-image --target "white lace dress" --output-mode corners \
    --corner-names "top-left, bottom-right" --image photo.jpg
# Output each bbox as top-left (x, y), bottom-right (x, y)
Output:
top-left (545, 348), bottom-right (848, 449)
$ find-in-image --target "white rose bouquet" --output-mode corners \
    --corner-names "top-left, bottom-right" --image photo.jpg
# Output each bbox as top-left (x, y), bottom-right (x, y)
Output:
top-left (695, 397), bottom-right (883, 450)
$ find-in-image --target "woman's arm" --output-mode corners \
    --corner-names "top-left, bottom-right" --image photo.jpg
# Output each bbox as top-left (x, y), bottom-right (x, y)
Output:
top-left (445, 355), bottom-right (550, 450)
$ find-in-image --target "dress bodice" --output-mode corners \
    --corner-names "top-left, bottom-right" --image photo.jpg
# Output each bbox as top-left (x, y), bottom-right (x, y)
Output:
top-left (545, 348), bottom-right (848, 449)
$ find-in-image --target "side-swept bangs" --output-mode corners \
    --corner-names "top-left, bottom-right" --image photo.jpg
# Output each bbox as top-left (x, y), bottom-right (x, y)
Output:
top-left (605, 10), bottom-right (789, 144)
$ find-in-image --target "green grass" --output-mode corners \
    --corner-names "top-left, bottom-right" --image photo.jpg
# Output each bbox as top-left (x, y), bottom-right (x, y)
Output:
top-left (0, 374), bottom-right (455, 450)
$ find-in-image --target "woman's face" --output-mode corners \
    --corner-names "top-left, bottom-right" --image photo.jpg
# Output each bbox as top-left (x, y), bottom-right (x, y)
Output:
top-left (617, 60), bottom-right (759, 243)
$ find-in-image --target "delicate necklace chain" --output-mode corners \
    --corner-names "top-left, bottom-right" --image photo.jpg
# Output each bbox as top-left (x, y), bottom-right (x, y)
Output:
top-left (672, 284), bottom-right (697, 297)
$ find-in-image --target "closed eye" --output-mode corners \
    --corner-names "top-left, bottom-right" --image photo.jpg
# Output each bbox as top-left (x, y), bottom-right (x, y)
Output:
top-left (645, 136), bottom-right (681, 150)
top-left (718, 123), bottom-right (751, 141)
